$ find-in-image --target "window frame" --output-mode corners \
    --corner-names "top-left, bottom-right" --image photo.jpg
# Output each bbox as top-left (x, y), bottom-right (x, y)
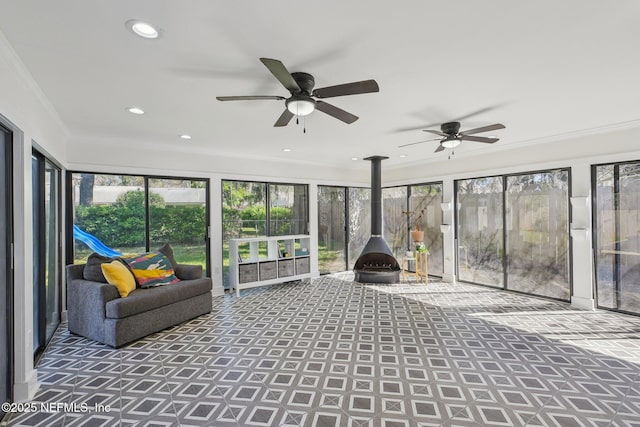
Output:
top-left (65, 171), bottom-right (211, 277)
top-left (32, 149), bottom-right (62, 361)
top-left (591, 159), bottom-right (640, 315)
top-left (221, 179), bottom-right (310, 288)
top-left (0, 122), bottom-right (14, 410)
top-left (454, 168), bottom-right (572, 301)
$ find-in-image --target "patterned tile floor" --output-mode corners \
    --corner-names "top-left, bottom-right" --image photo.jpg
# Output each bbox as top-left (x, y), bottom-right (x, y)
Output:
top-left (4, 273), bottom-right (640, 426)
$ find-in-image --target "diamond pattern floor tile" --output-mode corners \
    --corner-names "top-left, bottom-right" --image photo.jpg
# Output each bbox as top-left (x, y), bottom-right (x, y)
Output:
top-left (4, 274), bottom-right (640, 426)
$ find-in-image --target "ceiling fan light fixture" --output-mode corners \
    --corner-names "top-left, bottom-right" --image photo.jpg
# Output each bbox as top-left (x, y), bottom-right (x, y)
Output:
top-left (286, 95), bottom-right (316, 116)
top-left (442, 137), bottom-right (461, 149)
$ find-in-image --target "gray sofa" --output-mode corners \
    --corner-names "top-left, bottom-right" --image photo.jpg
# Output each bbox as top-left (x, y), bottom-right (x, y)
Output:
top-left (66, 263), bottom-right (212, 348)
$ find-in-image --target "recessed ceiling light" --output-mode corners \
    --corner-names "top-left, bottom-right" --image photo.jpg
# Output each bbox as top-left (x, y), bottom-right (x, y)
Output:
top-left (399, 154), bottom-right (407, 158)
top-left (127, 107), bottom-right (144, 115)
top-left (351, 157), bottom-right (358, 161)
top-left (180, 134), bottom-right (192, 140)
top-left (126, 19), bottom-right (160, 39)
top-left (282, 148), bottom-right (292, 152)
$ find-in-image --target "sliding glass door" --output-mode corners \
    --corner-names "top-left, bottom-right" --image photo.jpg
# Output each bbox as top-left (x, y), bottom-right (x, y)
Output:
top-left (456, 177), bottom-right (505, 287)
top-left (317, 183), bottom-right (444, 277)
top-left (506, 171), bottom-right (570, 299)
top-left (317, 186), bottom-right (372, 275)
top-left (382, 187), bottom-right (408, 258)
top-left (32, 151), bottom-right (62, 357)
top-left (316, 186), bottom-right (375, 274)
top-left (348, 188), bottom-right (371, 269)
top-left (71, 173), bottom-right (146, 260)
top-left (409, 183), bottom-right (444, 276)
top-left (456, 170), bottom-right (570, 300)
top-left (148, 178), bottom-right (209, 271)
top-left (1, 124), bottom-right (12, 414)
top-left (222, 180), bottom-right (309, 288)
top-left (594, 162), bottom-right (640, 314)
top-left (318, 186), bottom-right (347, 274)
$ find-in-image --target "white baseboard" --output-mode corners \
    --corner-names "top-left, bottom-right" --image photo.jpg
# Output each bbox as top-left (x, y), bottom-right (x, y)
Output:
top-left (571, 295), bottom-right (596, 311)
top-left (13, 370), bottom-right (39, 402)
top-left (441, 273), bottom-right (456, 283)
top-left (211, 283), bottom-right (225, 296)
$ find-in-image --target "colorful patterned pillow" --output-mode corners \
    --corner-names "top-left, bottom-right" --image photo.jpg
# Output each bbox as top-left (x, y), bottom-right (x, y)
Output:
top-left (123, 251), bottom-right (180, 288)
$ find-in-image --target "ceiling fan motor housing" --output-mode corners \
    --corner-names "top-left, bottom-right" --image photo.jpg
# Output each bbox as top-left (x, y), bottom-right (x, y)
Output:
top-left (441, 121), bottom-right (461, 135)
top-left (287, 72), bottom-right (317, 115)
top-left (291, 72), bottom-right (315, 95)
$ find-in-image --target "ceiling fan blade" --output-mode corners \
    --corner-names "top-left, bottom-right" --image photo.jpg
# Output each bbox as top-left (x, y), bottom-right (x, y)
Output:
top-left (460, 135), bottom-right (499, 143)
top-left (434, 144), bottom-right (445, 153)
top-left (274, 109), bottom-right (294, 127)
top-left (398, 138), bottom-right (440, 148)
top-left (423, 129), bottom-right (448, 137)
top-left (315, 101), bottom-right (358, 124)
top-left (453, 105), bottom-right (504, 122)
top-left (216, 95), bottom-right (285, 101)
top-left (313, 80), bottom-right (379, 99)
top-left (259, 58), bottom-right (301, 94)
top-left (460, 123), bottom-right (505, 136)
top-left (393, 124), bottom-right (437, 133)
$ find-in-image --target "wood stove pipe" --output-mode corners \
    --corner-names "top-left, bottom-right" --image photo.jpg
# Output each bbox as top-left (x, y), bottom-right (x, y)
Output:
top-left (364, 155), bottom-right (387, 236)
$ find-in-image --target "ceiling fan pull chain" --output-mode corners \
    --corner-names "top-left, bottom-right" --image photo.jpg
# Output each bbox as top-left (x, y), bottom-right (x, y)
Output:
top-left (303, 115), bottom-right (306, 133)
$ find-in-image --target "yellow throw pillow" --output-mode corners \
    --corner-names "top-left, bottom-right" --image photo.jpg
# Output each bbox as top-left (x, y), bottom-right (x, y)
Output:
top-left (101, 260), bottom-right (136, 298)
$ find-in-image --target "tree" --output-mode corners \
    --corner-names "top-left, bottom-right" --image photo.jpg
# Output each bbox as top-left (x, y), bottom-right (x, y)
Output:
top-left (79, 174), bottom-right (94, 206)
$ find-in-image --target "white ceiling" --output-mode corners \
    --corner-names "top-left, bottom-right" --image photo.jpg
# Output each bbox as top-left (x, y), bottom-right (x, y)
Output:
top-left (1, 1), bottom-right (640, 173)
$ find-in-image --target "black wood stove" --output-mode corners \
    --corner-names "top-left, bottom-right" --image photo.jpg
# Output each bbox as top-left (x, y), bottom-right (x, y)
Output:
top-left (353, 156), bottom-right (401, 283)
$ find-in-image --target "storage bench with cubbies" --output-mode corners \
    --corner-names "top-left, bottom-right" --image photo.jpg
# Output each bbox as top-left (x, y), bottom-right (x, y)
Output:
top-left (229, 234), bottom-right (312, 296)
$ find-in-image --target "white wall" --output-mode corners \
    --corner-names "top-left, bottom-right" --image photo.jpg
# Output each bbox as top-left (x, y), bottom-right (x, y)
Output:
top-left (0, 32), bottom-right (68, 402)
top-left (65, 133), bottom-right (369, 185)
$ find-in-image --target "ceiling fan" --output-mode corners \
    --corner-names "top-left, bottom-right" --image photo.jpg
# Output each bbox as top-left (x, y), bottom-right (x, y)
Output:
top-left (216, 58), bottom-right (379, 127)
top-left (399, 121), bottom-right (506, 152)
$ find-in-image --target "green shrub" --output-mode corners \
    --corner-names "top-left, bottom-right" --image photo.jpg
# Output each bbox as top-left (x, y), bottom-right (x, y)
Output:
top-left (75, 191), bottom-right (205, 247)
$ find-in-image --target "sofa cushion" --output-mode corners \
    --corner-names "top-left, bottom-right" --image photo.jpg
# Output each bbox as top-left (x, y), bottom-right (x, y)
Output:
top-left (101, 260), bottom-right (137, 298)
top-left (105, 277), bottom-right (212, 319)
top-left (123, 251), bottom-right (180, 288)
top-left (175, 264), bottom-right (203, 280)
top-left (157, 243), bottom-right (179, 270)
top-left (83, 253), bottom-right (113, 283)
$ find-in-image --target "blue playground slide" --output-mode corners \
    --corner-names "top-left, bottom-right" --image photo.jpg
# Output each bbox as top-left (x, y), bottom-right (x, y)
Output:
top-left (73, 225), bottom-right (122, 257)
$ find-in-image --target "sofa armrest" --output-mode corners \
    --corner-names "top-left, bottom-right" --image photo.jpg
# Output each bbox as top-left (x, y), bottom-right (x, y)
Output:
top-left (67, 273), bottom-right (120, 341)
top-left (175, 264), bottom-right (203, 280)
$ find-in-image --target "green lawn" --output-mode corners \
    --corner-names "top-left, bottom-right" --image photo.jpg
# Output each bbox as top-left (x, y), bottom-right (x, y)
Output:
top-left (74, 244), bottom-right (207, 269)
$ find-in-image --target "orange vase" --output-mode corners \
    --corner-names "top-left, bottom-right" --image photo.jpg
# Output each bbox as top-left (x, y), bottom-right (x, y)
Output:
top-left (411, 230), bottom-right (424, 242)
